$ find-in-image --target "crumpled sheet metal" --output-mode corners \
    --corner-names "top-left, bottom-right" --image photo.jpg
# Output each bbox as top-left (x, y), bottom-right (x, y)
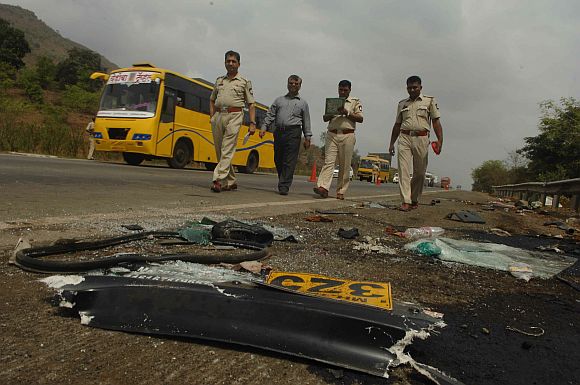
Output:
top-left (43, 262), bottom-right (463, 384)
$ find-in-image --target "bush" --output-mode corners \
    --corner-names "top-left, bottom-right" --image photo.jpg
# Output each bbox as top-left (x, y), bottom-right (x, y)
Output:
top-left (0, 98), bottom-right (87, 157)
top-left (35, 56), bottom-right (56, 90)
top-left (61, 85), bottom-right (99, 114)
top-left (18, 68), bottom-right (44, 103)
top-left (0, 96), bottom-right (29, 151)
top-left (0, 62), bottom-right (17, 89)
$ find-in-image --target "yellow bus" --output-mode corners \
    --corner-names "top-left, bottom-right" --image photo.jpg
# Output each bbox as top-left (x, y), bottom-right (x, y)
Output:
top-left (90, 63), bottom-right (274, 172)
top-left (357, 155), bottom-right (390, 182)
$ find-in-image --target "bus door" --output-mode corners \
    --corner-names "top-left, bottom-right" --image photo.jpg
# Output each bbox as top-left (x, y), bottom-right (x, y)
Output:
top-left (156, 88), bottom-right (176, 157)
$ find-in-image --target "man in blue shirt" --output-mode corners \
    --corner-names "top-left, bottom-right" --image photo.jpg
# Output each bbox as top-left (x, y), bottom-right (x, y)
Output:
top-left (260, 75), bottom-right (312, 195)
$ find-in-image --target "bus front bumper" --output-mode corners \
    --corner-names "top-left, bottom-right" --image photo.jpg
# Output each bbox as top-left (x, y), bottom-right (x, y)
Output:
top-left (96, 140), bottom-right (154, 154)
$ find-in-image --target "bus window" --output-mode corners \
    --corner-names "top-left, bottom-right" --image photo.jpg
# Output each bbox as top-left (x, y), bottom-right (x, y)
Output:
top-left (200, 97), bottom-right (210, 114)
top-left (185, 93), bottom-right (201, 112)
top-left (190, 83), bottom-right (211, 114)
top-left (176, 90), bottom-right (186, 107)
top-left (161, 88), bottom-right (176, 123)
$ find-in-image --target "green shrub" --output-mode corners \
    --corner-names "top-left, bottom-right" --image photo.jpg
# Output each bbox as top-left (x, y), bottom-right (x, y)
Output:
top-left (18, 68), bottom-right (44, 103)
top-left (0, 96), bottom-right (28, 151)
top-left (35, 56), bottom-right (56, 90)
top-left (61, 85), bottom-right (99, 114)
top-left (0, 62), bottom-right (17, 89)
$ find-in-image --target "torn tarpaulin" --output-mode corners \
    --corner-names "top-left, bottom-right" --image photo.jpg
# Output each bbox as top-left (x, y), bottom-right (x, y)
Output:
top-left (44, 263), bottom-right (464, 385)
top-left (405, 237), bottom-right (577, 278)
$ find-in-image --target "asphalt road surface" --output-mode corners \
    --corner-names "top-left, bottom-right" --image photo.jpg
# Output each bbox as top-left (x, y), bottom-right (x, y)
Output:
top-left (0, 152), bottom-right (417, 222)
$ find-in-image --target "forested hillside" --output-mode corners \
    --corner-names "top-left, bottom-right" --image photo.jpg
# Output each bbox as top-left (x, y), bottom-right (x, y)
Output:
top-left (0, 4), bottom-right (112, 159)
top-left (0, 3), bottom-right (116, 69)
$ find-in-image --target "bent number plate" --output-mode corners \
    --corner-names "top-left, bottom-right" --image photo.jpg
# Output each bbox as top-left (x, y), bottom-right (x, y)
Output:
top-left (266, 272), bottom-right (392, 310)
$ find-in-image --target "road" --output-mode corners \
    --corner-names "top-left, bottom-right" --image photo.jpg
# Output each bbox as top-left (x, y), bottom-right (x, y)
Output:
top-left (1, 153), bottom-right (578, 385)
top-left (0, 152), bottom-right (414, 223)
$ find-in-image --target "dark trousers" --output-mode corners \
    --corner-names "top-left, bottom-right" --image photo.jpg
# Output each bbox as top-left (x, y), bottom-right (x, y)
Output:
top-left (273, 126), bottom-right (302, 192)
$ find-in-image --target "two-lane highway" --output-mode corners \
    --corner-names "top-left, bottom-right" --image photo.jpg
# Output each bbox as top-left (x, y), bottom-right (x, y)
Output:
top-left (0, 153), bottom-right (407, 223)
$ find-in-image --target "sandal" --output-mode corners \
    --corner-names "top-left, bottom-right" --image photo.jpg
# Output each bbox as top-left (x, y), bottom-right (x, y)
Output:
top-left (336, 193), bottom-right (344, 200)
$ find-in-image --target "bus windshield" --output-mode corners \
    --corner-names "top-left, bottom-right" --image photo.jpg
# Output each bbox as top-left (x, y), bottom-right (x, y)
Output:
top-left (359, 159), bottom-right (376, 169)
top-left (98, 71), bottom-right (160, 118)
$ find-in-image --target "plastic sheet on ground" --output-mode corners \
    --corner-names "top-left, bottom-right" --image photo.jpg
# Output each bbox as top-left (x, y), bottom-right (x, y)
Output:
top-left (404, 237), bottom-right (577, 278)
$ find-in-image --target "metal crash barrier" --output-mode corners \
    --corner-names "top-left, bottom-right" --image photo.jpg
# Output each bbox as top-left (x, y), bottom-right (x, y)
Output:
top-left (493, 178), bottom-right (580, 212)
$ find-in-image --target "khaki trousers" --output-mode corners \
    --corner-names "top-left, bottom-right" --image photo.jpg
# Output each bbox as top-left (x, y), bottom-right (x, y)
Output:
top-left (87, 137), bottom-right (95, 160)
top-left (212, 111), bottom-right (243, 186)
top-left (317, 132), bottom-right (356, 195)
top-left (397, 134), bottom-right (429, 204)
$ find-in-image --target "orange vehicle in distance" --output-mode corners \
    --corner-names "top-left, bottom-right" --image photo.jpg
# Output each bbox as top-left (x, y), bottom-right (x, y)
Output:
top-left (440, 176), bottom-right (451, 189)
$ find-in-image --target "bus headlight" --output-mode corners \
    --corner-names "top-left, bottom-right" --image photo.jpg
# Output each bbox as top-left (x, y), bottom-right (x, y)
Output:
top-left (132, 134), bottom-right (152, 140)
top-left (94, 132), bottom-right (103, 139)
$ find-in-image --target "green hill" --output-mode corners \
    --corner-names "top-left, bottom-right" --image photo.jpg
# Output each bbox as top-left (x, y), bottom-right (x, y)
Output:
top-left (0, 3), bottom-right (117, 70)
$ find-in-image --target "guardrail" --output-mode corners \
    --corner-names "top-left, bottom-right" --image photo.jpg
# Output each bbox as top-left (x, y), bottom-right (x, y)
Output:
top-left (493, 178), bottom-right (580, 212)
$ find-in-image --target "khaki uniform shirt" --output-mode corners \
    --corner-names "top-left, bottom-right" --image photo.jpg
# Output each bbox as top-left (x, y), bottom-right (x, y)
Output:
top-left (395, 94), bottom-right (440, 131)
top-left (85, 121), bottom-right (95, 135)
top-left (210, 74), bottom-right (255, 108)
top-left (327, 96), bottom-right (363, 131)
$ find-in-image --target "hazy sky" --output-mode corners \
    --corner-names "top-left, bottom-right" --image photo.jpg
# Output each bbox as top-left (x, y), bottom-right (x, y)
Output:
top-left (5, 0), bottom-right (580, 188)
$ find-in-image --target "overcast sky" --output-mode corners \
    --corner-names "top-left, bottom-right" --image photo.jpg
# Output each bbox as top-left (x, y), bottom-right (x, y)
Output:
top-left (5, 0), bottom-right (580, 188)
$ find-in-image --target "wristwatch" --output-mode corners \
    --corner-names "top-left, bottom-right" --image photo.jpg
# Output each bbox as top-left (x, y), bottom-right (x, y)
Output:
top-left (250, 121), bottom-right (256, 125)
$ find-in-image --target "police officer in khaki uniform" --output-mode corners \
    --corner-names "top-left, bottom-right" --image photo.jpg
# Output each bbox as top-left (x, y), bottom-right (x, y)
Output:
top-left (209, 50), bottom-right (256, 193)
top-left (85, 117), bottom-right (96, 160)
top-left (388, 76), bottom-right (443, 211)
top-left (313, 80), bottom-right (363, 200)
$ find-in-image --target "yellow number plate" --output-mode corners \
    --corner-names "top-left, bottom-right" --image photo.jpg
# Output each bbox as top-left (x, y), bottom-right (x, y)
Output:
top-left (266, 271), bottom-right (392, 310)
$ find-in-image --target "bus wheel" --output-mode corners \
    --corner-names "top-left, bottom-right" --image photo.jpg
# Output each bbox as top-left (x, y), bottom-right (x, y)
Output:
top-left (123, 152), bottom-right (145, 166)
top-left (240, 151), bottom-right (259, 174)
top-left (168, 141), bottom-right (192, 169)
top-left (205, 162), bottom-right (217, 171)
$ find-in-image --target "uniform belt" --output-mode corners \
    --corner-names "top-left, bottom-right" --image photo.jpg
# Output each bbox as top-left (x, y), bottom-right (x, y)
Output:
top-left (217, 106), bottom-right (243, 113)
top-left (278, 124), bottom-right (301, 130)
top-left (401, 129), bottom-right (428, 137)
top-left (328, 129), bottom-right (355, 134)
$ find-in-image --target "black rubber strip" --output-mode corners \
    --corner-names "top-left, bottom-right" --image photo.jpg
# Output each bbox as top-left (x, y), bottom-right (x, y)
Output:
top-left (15, 231), bottom-right (269, 274)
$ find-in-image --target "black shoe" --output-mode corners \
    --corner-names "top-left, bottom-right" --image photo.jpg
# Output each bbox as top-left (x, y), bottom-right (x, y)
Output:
top-left (279, 191), bottom-right (288, 195)
top-left (313, 186), bottom-right (328, 198)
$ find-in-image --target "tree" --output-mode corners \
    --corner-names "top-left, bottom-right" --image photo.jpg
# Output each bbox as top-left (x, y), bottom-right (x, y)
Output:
top-left (35, 56), bottom-right (56, 89)
top-left (0, 18), bottom-right (30, 70)
top-left (471, 160), bottom-right (510, 192)
top-left (19, 68), bottom-right (43, 103)
top-left (55, 48), bottom-right (101, 90)
top-left (504, 150), bottom-right (530, 183)
top-left (518, 98), bottom-right (580, 181)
